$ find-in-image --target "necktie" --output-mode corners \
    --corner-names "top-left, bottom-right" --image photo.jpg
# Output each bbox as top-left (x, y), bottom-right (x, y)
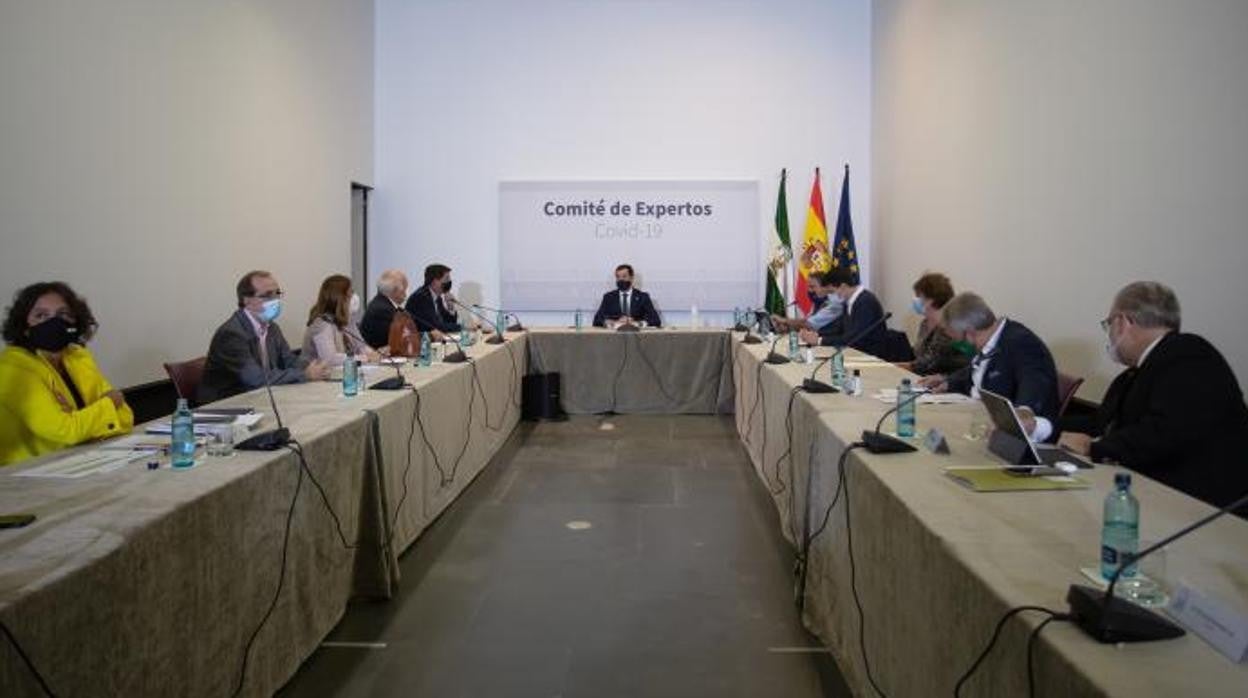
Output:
top-left (622, 292), bottom-right (631, 317)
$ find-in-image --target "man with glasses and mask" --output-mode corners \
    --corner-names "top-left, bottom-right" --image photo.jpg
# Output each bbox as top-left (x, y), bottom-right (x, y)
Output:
top-left (1058, 281), bottom-right (1248, 510)
top-left (918, 291), bottom-right (1061, 442)
top-left (593, 263), bottom-right (662, 328)
top-left (198, 270), bottom-right (329, 404)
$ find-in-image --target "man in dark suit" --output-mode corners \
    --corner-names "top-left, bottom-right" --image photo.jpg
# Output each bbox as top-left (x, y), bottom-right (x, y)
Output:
top-left (1058, 282), bottom-right (1248, 510)
top-left (198, 270), bottom-right (328, 404)
top-left (798, 269), bottom-right (886, 356)
top-left (920, 292), bottom-right (1060, 442)
top-left (593, 264), bottom-right (662, 328)
top-left (405, 263), bottom-right (462, 339)
top-left (360, 269), bottom-right (409, 349)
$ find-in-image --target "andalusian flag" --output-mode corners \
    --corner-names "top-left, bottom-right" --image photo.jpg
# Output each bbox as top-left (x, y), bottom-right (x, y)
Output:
top-left (795, 167), bottom-right (831, 314)
top-left (830, 164), bottom-right (860, 283)
top-left (764, 169), bottom-right (791, 316)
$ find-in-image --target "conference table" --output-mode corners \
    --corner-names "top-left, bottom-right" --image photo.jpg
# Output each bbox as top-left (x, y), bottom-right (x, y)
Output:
top-left (2, 327), bottom-right (1245, 697)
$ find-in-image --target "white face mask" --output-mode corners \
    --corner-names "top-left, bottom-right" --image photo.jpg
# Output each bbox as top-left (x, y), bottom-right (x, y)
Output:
top-left (1104, 324), bottom-right (1126, 365)
top-left (349, 293), bottom-right (362, 315)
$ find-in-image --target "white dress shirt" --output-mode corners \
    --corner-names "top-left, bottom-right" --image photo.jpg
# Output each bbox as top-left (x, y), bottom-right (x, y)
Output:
top-left (971, 317), bottom-right (1053, 442)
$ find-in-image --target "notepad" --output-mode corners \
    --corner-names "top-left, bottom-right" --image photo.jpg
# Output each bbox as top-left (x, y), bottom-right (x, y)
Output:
top-left (943, 466), bottom-right (1090, 492)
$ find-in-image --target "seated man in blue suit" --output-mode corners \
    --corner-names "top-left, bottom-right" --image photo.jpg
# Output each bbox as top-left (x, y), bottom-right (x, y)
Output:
top-left (798, 269), bottom-right (887, 357)
top-left (920, 292), bottom-right (1061, 442)
top-left (593, 264), bottom-right (662, 328)
top-left (404, 263), bottom-right (462, 340)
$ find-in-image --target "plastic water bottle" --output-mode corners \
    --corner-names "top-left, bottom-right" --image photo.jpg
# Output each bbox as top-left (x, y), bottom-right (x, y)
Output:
top-left (171, 398), bottom-right (196, 468)
top-left (342, 355), bottom-right (359, 396)
top-left (896, 378), bottom-right (917, 437)
top-left (574, 309), bottom-right (583, 331)
top-left (787, 331), bottom-right (800, 360)
top-left (849, 369), bottom-right (863, 396)
top-left (832, 352), bottom-right (846, 388)
top-left (1100, 472), bottom-right (1139, 580)
top-left (733, 306), bottom-right (742, 328)
top-left (419, 332), bottom-right (432, 367)
top-left (495, 310), bottom-right (505, 336)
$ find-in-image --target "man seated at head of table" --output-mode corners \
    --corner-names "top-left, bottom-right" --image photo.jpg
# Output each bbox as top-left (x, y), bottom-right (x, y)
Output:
top-left (0, 281), bottom-right (134, 466)
top-left (593, 263), bottom-right (662, 328)
top-left (904, 272), bottom-right (973, 376)
top-left (1057, 281), bottom-right (1248, 510)
top-left (360, 269), bottom-right (409, 349)
top-left (198, 270), bottom-right (330, 405)
top-left (918, 292), bottom-right (1061, 442)
top-left (798, 268), bottom-right (887, 356)
top-left (302, 274), bottom-right (380, 366)
top-left (771, 270), bottom-right (844, 334)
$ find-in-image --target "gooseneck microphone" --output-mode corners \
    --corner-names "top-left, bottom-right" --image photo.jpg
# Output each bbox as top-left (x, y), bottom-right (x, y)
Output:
top-left (472, 303), bottom-right (524, 332)
top-left (764, 332), bottom-right (791, 365)
top-left (449, 298), bottom-right (505, 345)
top-left (370, 358), bottom-right (408, 390)
top-left (1067, 490), bottom-right (1248, 643)
top-left (859, 359), bottom-right (976, 454)
top-left (801, 312), bottom-right (894, 393)
top-left (236, 339), bottom-right (291, 451)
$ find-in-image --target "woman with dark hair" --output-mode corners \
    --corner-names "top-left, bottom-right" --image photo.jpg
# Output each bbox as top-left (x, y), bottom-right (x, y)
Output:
top-left (0, 282), bottom-right (133, 465)
top-left (907, 272), bottom-right (973, 376)
top-left (302, 274), bottom-right (380, 366)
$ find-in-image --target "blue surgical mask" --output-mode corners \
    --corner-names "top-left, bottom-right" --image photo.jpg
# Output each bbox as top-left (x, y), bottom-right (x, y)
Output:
top-left (258, 298), bottom-right (283, 323)
top-left (911, 297), bottom-right (925, 316)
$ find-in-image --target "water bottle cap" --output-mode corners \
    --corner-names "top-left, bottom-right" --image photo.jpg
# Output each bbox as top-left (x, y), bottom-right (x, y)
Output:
top-left (176, 398), bottom-right (188, 410)
top-left (900, 378), bottom-right (911, 386)
top-left (1114, 472), bottom-right (1132, 489)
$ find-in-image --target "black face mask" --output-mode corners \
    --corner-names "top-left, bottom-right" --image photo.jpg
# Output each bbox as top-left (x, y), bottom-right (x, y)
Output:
top-left (616, 279), bottom-right (632, 291)
top-left (441, 279), bottom-right (453, 293)
top-left (27, 316), bottom-right (80, 352)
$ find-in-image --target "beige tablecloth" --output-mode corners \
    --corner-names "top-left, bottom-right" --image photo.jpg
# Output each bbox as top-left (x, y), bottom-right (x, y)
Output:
top-left (733, 337), bottom-right (1248, 697)
top-left (526, 328), bottom-right (735, 414)
top-left (0, 334), bottom-right (524, 698)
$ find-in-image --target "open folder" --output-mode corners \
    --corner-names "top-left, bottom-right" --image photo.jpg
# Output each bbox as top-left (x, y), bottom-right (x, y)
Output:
top-left (944, 466), bottom-right (1090, 492)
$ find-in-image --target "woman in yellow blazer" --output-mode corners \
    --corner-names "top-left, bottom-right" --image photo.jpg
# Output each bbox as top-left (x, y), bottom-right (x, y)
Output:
top-left (0, 282), bottom-right (134, 466)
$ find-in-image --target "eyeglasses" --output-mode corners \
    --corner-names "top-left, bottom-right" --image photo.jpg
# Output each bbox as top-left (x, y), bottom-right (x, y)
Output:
top-left (1099, 313), bottom-right (1122, 332)
top-left (253, 289), bottom-right (284, 301)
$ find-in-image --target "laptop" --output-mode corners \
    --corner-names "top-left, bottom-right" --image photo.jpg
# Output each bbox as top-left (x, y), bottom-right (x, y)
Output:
top-left (979, 389), bottom-right (1093, 470)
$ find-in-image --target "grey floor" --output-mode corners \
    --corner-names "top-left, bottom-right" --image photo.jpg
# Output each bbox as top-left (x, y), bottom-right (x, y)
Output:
top-left (279, 415), bottom-right (849, 698)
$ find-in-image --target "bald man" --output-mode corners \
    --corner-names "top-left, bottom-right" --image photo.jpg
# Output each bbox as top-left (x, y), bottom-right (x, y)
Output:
top-left (360, 269), bottom-right (410, 349)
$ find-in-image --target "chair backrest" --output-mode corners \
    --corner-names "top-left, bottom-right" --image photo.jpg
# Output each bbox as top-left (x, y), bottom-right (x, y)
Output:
top-left (1056, 371), bottom-right (1084, 416)
top-left (163, 357), bottom-right (206, 406)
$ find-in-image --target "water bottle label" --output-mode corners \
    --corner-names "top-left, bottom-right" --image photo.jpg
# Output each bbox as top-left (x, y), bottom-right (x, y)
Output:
top-left (1101, 545), bottom-right (1119, 566)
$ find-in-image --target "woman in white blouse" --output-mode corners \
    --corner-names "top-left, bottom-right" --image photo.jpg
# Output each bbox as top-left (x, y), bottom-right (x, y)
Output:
top-left (302, 275), bottom-right (381, 366)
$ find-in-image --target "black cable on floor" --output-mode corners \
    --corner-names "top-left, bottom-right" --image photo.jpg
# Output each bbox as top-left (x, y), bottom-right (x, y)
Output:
top-left (0, 619), bottom-right (55, 697)
top-left (232, 449), bottom-right (305, 698)
top-left (953, 606), bottom-right (1068, 697)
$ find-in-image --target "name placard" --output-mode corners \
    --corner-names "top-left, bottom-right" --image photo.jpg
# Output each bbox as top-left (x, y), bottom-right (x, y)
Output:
top-left (1169, 584), bottom-right (1248, 663)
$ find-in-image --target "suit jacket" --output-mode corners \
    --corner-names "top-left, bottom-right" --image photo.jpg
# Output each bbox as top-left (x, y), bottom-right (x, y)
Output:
top-left (404, 286), bottom-right (461, 334)
top-left (1070, 332), bottom-right (1248, 510)
top-left (360, 293), bottom-right (400, 349)
top-left (593, 288), bottom-right (662, 327)
top-left (948, 319), bottom-right (1060, 433)
top-left (197, 310), bottom-right (308, 405)
top-left (0, 344), bottom-right (135, 466)
top-left (817, 288), bottom-right (887, 357)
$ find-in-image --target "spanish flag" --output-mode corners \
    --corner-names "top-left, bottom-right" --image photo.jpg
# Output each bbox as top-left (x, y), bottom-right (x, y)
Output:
top-left (795, 167), bottom-right (831, 314)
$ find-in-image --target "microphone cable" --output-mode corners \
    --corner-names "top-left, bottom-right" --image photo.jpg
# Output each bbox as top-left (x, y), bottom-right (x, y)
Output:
top-left (766, 386), bottom-right (804, 495)
top-left (629, 333), bottom-right (685, 408)
top-left (952, 605), bottom-right (1071, 697)
top-left (0, 619), bottom-right (55, 697)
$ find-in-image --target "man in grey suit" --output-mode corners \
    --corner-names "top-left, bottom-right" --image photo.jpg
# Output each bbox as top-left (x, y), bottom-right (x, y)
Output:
top-left (197, 270), bottom-right (329, 404)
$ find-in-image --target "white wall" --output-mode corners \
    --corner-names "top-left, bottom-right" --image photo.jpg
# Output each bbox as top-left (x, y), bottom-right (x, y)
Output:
top-left (373, 0), bottom-right (872, 324)
top-left (873, 0), bottom-right (1248, 397)
top-left (0, 0), bottom-right (374, 387)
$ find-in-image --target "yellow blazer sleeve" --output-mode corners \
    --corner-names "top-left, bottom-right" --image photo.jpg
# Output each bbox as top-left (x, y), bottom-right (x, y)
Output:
top-left (8, 347), bottom-right (133, 448)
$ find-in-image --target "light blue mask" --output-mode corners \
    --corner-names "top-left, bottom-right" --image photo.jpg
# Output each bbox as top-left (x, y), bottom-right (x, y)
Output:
top-left (258, 299), bottom-right (283, 323)
top-left (911, 297), bottom-right (925, 315)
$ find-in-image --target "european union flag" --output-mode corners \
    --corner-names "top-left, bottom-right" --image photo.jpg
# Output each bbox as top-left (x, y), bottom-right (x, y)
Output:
top-left (829, 164), bottom-right (859, 284)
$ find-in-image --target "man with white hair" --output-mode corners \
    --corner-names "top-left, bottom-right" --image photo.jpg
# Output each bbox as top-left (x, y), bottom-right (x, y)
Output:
top-left (360, 269), bottom-right (409, 349)
top-left (1059, 281), bottom-right (1248, 510)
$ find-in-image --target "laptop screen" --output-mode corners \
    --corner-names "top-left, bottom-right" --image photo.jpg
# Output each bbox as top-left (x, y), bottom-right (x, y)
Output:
top-left (979, 389), bottom-right (1045, 465)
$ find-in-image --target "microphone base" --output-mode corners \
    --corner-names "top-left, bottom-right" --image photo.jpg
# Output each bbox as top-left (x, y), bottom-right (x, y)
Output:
top-left (1066, 585), bottom-right (1185, 643)
top-left (507, 323), bottom-right (524, 332)
top-left (485, 335), bottom-right (505, 344)
top-left (732, 323), bottom-right (749, 332)
top-left (370, 376), bottom-right (406, 390)
top-left (742, 333), bottom-right (763, 345)
top-left (236, 427), bottom-right (291, 452)
top-left (861, 430), bottom-right (918, 454)
top-left (802, 379), bottom-right (839, 394)
top-left (443, 350), bottom-right (469, 364)
top-left (616, 324), bottom-right (641, 333)
top-left (764, 352), bottom-right (791, 365)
